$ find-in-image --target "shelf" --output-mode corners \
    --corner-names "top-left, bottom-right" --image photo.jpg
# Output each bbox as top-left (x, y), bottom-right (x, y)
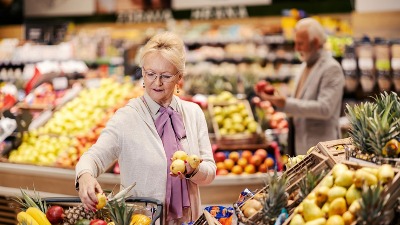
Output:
top-left (0, 162), bottom-right (266, 204)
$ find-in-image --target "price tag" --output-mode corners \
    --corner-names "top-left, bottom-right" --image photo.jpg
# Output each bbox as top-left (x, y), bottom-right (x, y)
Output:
top-left (391, 58), bottom-right (400, 70)
top-left (52, 77), bottom-right (68, 90)
top-left (358, 58), bottom-right (374, 70)
top-left (341, 58), bottom-right (357, 70)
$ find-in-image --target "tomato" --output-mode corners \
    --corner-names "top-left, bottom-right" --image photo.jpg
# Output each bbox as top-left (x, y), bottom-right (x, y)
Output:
top-left (90, 219), bottom-right (107, 225)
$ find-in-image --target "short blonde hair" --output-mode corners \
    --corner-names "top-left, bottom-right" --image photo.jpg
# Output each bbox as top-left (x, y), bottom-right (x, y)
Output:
top-left (295, 18), bottom-right (327, 47)
top-left (139, 32), bottom-right (186, 75)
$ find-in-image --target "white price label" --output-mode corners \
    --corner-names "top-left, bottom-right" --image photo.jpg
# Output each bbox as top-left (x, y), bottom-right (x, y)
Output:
top-left (358, 58), bottom-right (374, 70)
top-left (52, 77), bottom-right (69, 90)
top-left (391, 58), bottom-right (400, 70)
top-left (341, 58), bottom-right (357, 70)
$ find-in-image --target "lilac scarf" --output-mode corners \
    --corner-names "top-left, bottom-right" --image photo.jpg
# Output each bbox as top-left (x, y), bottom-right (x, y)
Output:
top-left (155, 106), bottom-right (190, 221)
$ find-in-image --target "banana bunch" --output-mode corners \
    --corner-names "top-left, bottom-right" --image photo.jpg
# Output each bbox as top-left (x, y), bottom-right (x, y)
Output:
top-left (17, 207), bottom-right (51, 225)
top-left (286, 155), bottom-right (306, 169)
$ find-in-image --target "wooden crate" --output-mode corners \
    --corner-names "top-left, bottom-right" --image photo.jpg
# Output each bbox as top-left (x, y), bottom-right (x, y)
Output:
top-left (234, 152), bottom-right (332, 225)
top-left (0, 196), bottom-right (18, 225)
top-left (283, 161), bottom-right (400, 225)
top-left (208, 100), bottom-right (263, 146)
top-left (315, 138), bottom-right (352, 167)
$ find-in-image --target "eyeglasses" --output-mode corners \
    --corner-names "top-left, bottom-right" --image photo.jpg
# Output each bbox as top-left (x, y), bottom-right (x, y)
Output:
top-left (142, 67), bottom-right (179, 83)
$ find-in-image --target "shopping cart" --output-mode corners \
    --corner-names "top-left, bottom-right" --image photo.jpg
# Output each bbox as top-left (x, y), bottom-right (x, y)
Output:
top-left (43, 196), bottom-right (163, 225)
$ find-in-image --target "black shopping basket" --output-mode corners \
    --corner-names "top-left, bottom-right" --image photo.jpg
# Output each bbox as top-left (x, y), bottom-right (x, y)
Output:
top-left (43, 196), bottom-right (163, 225)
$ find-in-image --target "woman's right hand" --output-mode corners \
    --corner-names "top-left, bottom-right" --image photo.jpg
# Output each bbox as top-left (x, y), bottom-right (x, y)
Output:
top-left (78, 173), bottom-right (103, 211)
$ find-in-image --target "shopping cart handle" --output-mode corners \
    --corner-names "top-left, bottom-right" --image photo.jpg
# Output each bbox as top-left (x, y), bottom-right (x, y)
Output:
top-left (43, 196), bottom-right (82, 203)
top-left (126, 197), bottom-right (163, 225)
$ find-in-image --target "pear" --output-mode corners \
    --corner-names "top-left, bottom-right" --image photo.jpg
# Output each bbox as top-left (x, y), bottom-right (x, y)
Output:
top-left (295, 203), bottom-right (304, 215)
top-left (304, 218), bottom-right (326, 225)
top-left (335, 170), bottom-right (355, 188)
top-left (328, 197), bottom-right (347, 217)
top-left (332, 163), bottom-right (349, 178)
top-left (306, 192), bottom-right (316, 200)
top-left (187, 154), bottom-right (201, 169)
top-left (327, 186), bottom-right (347, 202)
top-left (345, 184), bottom-right (361, 205)
top-left (348, 199), bottom-right (361, 214)
top-left (290, 214), bottom-right (305, 225)
top-left (360, 167), bottom-right (379, 177)
top-left (302, 199), bottom-right (325, 222)
top-left (342, 211), bottom-right (355, 225)
top-left (320, 175), bottom-right (334, 188)
top-left (315, 186), bottom-right (330, 206)
top-left (354, 169), bottom-right (378, 188)
top-left (321, 202), bottom-right (330, 215)
top-left (378, 164), bottom-right (395, 185)
top-left (326, 215), bottom-right (345, 225)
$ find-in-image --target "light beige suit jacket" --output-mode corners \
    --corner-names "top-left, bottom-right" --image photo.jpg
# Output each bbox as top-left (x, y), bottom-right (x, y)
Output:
top-left (283, 50), bottom-right (345, 155)
top-left (76, 95), bottom-right (216, 225)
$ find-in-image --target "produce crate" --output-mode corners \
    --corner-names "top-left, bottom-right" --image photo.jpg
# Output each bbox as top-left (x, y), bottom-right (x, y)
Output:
top-left (315, 138), bottom-right (352, 167)
top-left (234, 151), bottom-right (332, 225)
top-left (283, 161), bottom-right (400, 225)
top-left (43, 196), bottom-right (163, 225)
top-left (208, 99), bottom-right (264, 146)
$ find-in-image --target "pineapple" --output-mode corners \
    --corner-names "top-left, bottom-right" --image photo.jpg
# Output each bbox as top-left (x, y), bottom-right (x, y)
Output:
top-left (63, 205), bottom-right (97, 225)
top-left (346, 91), bottom-right (400, 158)
top-left (297, 169), bottom-right (326, 202)
top-left (13, 188), bottom-right (47, 213)
top-left (357, 185), bottom-right (388, 225)
top-left (106, 198), bottom-right (135, 225)
top-left (261, 171), bottom-right (288, 225)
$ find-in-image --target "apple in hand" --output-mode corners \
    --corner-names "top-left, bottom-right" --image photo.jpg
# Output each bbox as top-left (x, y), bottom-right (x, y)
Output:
top-left (172, 150), bottom-right (188, 161)
top-left (170, 159), bottom-right (186, 175)
top-left (187, 154), bottom-right (201, 169)
top-left (255, 80), bottom-right (268, 92)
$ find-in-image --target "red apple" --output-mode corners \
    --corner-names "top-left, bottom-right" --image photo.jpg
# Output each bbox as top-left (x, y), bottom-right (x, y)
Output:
top-left (216, 169), bottom-right (229, 176)
top-left (258, 163), bottom-right (268, 173)
top-left (255, 80), bottom-right (268, 92)
top-left (249, 155), bottom-right (262, 167)
top-left (264, 85), bottom-right (275, 95)
top-left (214, 152), bottom-right (226, 163)
top-left (241, 150), bottom-right (253, 162)
top-left (254, 149), bottom-right (268, 161)
top-left (229, 151), bottom-right (240, 162)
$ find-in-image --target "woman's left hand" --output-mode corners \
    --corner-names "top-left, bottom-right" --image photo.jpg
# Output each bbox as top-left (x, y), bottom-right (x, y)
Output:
top-left (170, 158), bottom-right (203, 179)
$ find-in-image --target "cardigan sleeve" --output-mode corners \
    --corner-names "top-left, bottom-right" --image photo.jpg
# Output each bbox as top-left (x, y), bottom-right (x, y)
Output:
top-left (188, 105), bottom-right (216, 185)
top-left (75, 108), bottom-right (123, 179)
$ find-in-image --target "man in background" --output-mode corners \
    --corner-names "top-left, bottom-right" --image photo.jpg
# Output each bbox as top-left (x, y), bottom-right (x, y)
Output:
top-left (255, 17), bottom-right (345, 155)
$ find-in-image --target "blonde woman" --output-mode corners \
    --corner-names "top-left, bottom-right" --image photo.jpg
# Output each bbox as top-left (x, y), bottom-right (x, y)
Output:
top-left (76, 32), bottom-right (216, 225)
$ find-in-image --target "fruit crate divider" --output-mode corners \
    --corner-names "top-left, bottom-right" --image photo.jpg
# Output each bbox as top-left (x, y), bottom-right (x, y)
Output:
top-left (234, 151), bottom-right (332, 225)
top-left (315, 138), bottom-right (352, 166)
top-left (282, 160), bottom-right (400, 225)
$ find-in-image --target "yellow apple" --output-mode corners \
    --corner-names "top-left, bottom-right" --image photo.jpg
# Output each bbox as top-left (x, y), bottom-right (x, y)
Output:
top-left (170, 159), bottom-right (186, 175)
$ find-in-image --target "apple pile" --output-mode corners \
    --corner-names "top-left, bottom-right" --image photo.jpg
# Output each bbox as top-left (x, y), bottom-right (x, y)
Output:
top-left (289, 163), bottom-right (395, 225)
top-left (212, 102), bottom-right (259, 136)
top-left (170, 150), bottom-right (201, 175)
top-left (214, 149), bottom-right (276, 176)
top-left (252, 97), bottom-right (288, 130)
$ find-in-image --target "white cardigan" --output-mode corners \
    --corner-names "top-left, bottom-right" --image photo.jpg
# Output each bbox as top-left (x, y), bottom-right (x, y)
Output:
top-left (75, 95), bottom-right (217, 224)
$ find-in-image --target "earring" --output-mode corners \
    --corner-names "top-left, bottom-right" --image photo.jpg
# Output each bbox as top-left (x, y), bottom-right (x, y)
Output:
top-left (176, 86), bottom-right (180, 94)
top-left (142, 82), bottom-right (145, 88)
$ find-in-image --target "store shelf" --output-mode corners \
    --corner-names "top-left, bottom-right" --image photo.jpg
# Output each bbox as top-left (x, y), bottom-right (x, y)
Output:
top-left (0, 162), bottom-right (266, 205)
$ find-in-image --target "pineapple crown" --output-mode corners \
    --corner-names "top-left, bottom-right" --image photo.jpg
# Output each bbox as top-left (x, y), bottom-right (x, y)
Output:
top-left (13, 188), bottom-right (47, 213)
top-left (297, 169), bottom-right (326, 201)
top-left (261, 171), bottom-right (288, 225)
top-left (357, 184), bottom-right (389, 225)
top-left (346, 91), bottom-right (400, 156)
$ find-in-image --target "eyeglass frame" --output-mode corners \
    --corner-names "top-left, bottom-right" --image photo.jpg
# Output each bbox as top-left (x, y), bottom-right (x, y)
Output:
top-left (142, 67), bottom-right (180, 83)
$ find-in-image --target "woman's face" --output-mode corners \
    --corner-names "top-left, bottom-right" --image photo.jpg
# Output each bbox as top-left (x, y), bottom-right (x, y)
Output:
top-left (142, 52), bottom-right (181, 107)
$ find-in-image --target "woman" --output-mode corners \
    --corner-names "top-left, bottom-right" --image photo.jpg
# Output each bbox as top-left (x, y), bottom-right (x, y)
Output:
top-left (75, 32), bottom-right (217, 225)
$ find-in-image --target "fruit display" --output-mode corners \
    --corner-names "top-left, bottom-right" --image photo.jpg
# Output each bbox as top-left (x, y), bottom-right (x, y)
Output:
top-left (208, 91), bottom-right (260, 141)
top-left (287, 163), bottom-right (397, 225)
top-left (7, 78), bottom-right (143, 168)
top-left (214, 147), bottom-right (279, 176)
top-left (13, 184), bottom-right (156, 225)
top-left (346, 92), bottom-right (400, 163)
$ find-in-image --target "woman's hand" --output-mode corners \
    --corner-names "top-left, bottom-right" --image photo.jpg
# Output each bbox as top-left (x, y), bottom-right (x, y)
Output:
top-left (169, 158), bottom-right (203, 179)
top-left (78, 173), bottom-right (103, 211)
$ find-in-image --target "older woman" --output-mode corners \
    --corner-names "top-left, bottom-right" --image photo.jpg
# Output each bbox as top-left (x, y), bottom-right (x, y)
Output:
top-left (76, 32), bottom-right (216, 225)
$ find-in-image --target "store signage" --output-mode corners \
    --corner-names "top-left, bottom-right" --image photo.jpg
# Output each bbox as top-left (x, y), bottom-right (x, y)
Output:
top-left (172, 0), bottom-right (271, 10)
top-left (191, 6), bottom-right (248, 20)
top-left (24, 0), bottom-right (95, 17)
top-left (116, 10), bottom-right (173, 23)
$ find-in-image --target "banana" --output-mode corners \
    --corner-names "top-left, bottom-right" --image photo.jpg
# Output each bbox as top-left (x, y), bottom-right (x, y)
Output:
top-left (26, 207), bottom-right (51, 225)
top-left (17, 211), bottom-right (39, 225)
